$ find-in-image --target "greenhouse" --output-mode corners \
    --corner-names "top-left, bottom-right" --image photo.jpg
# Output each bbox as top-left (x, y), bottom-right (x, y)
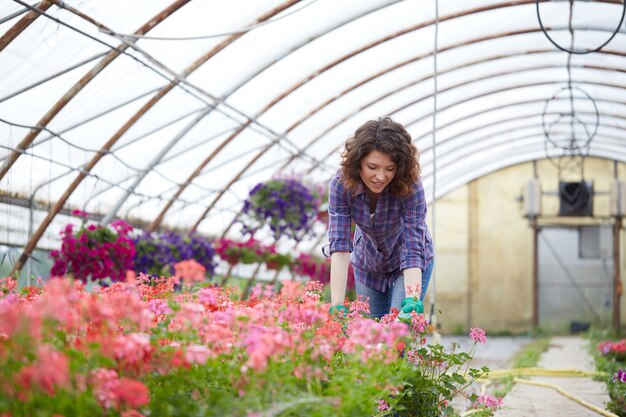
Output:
top-left (1, 0), bottom-right (626, 416)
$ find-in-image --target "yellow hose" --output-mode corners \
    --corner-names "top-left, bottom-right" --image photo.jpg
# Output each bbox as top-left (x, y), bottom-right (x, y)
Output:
top-left (513, 377), bottom-right (618, 417)
top-left (457, 369), bottom-right (614, 417)
top-left (483, 367), bottom-right (608, 379)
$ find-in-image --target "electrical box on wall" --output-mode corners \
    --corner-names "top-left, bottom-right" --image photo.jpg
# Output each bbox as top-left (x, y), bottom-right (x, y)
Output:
top-left (610, 181), bottom-right (626, 216)
top-left (523, 179), bottom-right (541, 217)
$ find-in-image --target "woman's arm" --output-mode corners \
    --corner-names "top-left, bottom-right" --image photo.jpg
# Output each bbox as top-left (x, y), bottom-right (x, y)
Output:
top-left (400, 180), bottom-right (429, 301)
top-left (403, 267), bottom-right (422, 298)
top-left (327, 174), bottom-right (353, 307)
top-left (400, 180), bottom-right (428, 273)
top-left (330, 251), bottom-right (351, 306)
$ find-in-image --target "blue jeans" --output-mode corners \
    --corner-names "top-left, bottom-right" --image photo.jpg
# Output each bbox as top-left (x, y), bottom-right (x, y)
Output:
top-left (355, 261), bottom-right (434, 319)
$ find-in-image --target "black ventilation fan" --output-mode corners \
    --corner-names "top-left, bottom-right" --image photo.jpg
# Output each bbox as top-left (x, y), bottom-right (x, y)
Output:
top-left (559, 181), bottom-right (593, 216)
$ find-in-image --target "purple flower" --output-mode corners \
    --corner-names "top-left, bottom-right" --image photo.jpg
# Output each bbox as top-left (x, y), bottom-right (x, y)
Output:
top-left (239, 176), bottom-right (323, 241)
top-left (132, 231), bottom-right (217, 279)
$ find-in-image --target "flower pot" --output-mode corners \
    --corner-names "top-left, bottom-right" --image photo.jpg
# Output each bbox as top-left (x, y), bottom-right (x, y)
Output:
top-left (226, 254), bottom-right (240, 266)
top-left (265, 260), bottom-right (281, 271)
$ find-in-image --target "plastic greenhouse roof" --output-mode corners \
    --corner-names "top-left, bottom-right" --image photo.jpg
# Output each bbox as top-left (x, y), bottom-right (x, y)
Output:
top-left (1, 0), bottom-right (626, 267)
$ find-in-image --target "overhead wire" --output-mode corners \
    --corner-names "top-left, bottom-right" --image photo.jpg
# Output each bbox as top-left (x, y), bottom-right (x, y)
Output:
top-left (0, 51), bottom-right (109, 103)
top-left (0, 117), bottom-right (145, 173)
top-left (428, 0), bottom-right (439, 338)
top-left (5, 0), bottom-right (328, 227)
top-left (0, 143), bottom-right (206, 212)
top-left (102, 0), bottom-right (321, 41)
top-left (535, 0), bottom-right (626, 55)
top-left (13, 0), bottom-right (321, 162)
top-left (0, 87), bottom-right (166, 161)
top-left (0, 0), bottom-right (39, 24)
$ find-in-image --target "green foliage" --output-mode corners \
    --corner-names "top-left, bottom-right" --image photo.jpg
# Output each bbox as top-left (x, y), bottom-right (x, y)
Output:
top-left (510, 338), bottom-right (550, 369)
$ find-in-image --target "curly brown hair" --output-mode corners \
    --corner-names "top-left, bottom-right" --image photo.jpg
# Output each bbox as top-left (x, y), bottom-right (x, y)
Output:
top-left (340, 117), bottom-right (420, 197)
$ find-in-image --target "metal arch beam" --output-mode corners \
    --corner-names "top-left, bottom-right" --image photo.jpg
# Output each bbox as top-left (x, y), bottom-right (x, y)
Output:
top-left (98, 1), bottom-right (405, 226)
top-left (189, 141), bottom-right (274, 232)
top-left (217, 0), bottom-right (405, 100)
top-left (306, 93), bottom-right (624, 182)
top-left (434, 141), bottom-right (626, 201)
top-left (216, 128), bottom-right (626, 238)
top-left (275, 47), bottom-right (551, 170)
top-left (420, 110), bottom-right (626, 169)
top-left (189, 25), bottom-right (626, 228)
top-left (0, 0), bottom-right (52, 52)
top-left (434, 133), bottom-right (626, 180)
top-left (111, 0), bottom-right (404, 228)
top-left (100, 105), bottom-right (217, 225)
top-left (411, 98), bottom-right (626, 144)
top-left (8, 0), bottom-right (300, 276)
top-left (423, 121), bottom-right (626, 177)
top-left (276, 50), bottom-right (626, 173)
top-left (303, 90), bottom-right (626, 180)
top-left (403, 81), bottom-right (626, 131)
top-left (0, 0), bottom-right (191, 182)
top-left (79, 124), bottom-right (240, 213)
top-left (196, 71), bottom-right (626, 235)
top-left (198, 54), bottom-right (626, 234)
top-left (153, 0), bottom-right (553, 231)
top-left (194, 1), bottom-right (626, 201)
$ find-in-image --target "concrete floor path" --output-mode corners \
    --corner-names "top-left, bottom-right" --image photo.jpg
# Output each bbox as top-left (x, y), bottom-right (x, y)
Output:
top-left (493, 336), bottom-right (611, 417)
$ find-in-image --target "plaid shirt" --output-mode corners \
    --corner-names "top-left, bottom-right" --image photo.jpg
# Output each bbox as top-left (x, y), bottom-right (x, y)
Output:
top-left (327, 171), bottom-right (433, 292)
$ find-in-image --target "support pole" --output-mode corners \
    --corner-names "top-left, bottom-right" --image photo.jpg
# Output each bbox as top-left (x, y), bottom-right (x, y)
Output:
top-left (614, 216), bottom-right (622, 334)
top-left (532, 218), bottom-right (539, 328)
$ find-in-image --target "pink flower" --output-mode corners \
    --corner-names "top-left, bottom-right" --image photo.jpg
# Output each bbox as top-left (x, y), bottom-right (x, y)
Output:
top-left (185, 344), bottom-right (213, 365)
top-left (342, 318), bottom-right (409, 363)
top-left (90, 369), bottom-right (150, 410)
top-left (174, 260), bottom-right (206, 285)
top-left (279, 280), bottom-right (305, 300)
top-left (91, 368), bottom-right (121, 410)
top-left (347, 295), bottom-right (370, 317)
top-left (14, 345), bottom-right (70, 396)
top-left (118, 378), bottom-right (150, 408)
top-left (250, 283), bottom-right (275, 300)
top-left (112, 333), bottom-right (152, 368)
top-left (469, 327), bottom-right (487, 344)
top-left (474, 393), bottom-right (503, 409)
top-left (147, 299), bottom-right (172, 316)
top-left (377, 399), bottom-right (390, 411)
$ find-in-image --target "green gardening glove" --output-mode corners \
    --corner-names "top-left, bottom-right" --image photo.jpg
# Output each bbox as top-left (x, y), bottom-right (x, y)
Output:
top-left (329, 304), bottom-right (348, 317)
top-left (397, 296), bottom-right (424, 323)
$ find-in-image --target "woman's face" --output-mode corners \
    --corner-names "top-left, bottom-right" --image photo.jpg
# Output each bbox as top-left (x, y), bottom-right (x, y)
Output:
top-left (359, 150), bottom-right (397, 195)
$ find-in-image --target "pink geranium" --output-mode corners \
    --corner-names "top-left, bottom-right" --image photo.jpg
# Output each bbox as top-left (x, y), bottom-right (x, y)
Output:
top-left (473, 393), bottom-right (504, 410)
top-left (174, 260), bottom-right (206, 285)
top-left (14, 345), bottom-right (70, 397)
top-left (469, 327), bottom-right (487, 344)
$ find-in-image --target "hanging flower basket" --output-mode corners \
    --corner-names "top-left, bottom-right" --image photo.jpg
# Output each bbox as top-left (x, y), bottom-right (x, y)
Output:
top-left (239, 174), bottom-right (324, 242)
top-left (264, 252), bottom-right (292, 271)
top-left (214, 238), bottom-right (265, 266)
top-left (50, 213), bottom-right (135, 283)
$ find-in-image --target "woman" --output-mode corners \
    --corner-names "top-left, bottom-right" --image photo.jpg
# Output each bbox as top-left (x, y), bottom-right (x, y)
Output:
top-left (327, 117), bottom-right (434, 320)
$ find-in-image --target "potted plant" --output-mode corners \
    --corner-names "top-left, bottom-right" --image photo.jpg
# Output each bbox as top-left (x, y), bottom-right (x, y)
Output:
top-left (239, 174), bottom-right (323, 242)
top-left (50, 211), bottom-right (135, 283)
